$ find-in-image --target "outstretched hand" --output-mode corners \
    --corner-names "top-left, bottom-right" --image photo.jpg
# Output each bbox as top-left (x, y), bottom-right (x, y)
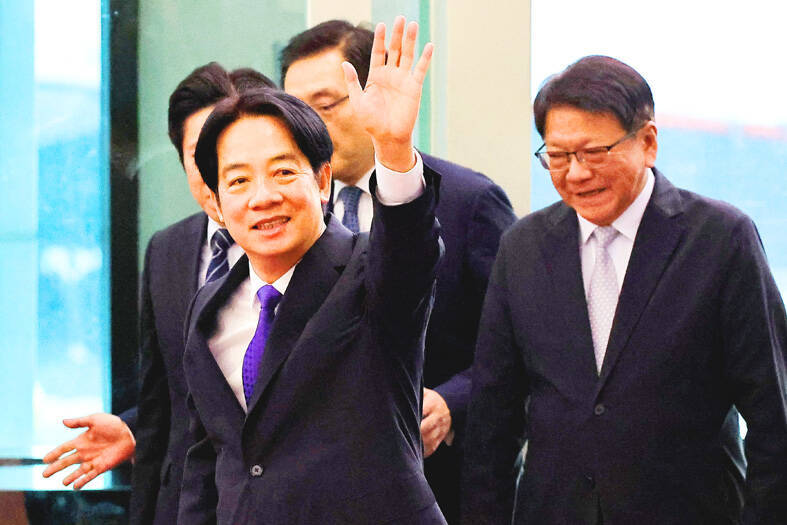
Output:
top-left (342, 16), bottom-right (433, 172)
top-left (42, 413), bottom-right (135, 490)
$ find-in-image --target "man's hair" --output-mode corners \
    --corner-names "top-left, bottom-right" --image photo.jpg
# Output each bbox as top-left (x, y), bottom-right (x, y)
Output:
top-left (280, 20), bottom-right (374, 88)
top-left (168, 62), bottom-right (276, 162)
top-left (195, 89), bottom-right (334, 193)
top-left (533, 55), bottom-right (655, 138)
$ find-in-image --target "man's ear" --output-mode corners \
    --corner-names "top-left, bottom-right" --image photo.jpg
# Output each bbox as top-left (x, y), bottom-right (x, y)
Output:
top-left (318, 163), bottom-right (333, 204)
top-left (642, 120), bottom-right (658, 168)
top-left (207, 190), bottom-right (224, 224)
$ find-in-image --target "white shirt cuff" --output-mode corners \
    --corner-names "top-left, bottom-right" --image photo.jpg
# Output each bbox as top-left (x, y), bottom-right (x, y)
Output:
top-left (374, 149), bottom-right (426, 205)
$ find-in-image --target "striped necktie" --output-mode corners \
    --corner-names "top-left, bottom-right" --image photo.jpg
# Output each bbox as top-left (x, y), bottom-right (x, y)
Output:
top-left (205, 228), bottom-right (234, 283)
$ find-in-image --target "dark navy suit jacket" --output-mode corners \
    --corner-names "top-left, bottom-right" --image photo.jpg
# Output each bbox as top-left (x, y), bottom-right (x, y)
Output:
top-left (330, 153), bottom-right (516, 522)
top-left (179, 172), bottom-right (447, 524)
top-left (462, 171), bottom-right (787, 524)
top-left (129, 212), bottom-right (207, 525)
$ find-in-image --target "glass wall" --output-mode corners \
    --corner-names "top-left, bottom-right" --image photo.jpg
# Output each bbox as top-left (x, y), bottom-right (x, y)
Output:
top-left (137, 0), bottom-right (309, 262)
top-left (0, 0), bottom-right (110, 479)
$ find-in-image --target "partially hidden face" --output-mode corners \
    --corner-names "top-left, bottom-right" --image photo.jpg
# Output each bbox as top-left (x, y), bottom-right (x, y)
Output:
top-left (283, 47), bottom-right (376, 186)
top-left (213, 115), bottom-right (331, 282)
top-left (543, 106), bottom-right (658, 226)
top-left (182, 105), bottom-right (220, 221)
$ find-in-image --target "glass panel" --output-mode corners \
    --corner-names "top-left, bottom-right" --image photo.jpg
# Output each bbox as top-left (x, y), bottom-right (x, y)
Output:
top-left (137, 0), bottom-right (309, 262)
top-left (0, 0), bottom-right (110, 484)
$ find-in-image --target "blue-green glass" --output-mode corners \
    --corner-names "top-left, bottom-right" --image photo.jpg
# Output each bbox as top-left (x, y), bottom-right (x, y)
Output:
top-left (0, 0), bottom-right (109, 476)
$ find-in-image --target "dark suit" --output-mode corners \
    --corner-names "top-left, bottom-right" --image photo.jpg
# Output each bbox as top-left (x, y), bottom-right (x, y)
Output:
top-left (129, 212), bottom-right (207, 525)
top-left (179, 172), bottom-right (446, 524)
top-left (462, 171), bottom-right (787, 524)
top-left (330, 153), bottom-right (516, 522)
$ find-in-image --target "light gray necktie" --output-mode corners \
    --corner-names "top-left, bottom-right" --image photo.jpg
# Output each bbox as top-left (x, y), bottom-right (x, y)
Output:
top-left (587, 226), bottom-right (619, 373)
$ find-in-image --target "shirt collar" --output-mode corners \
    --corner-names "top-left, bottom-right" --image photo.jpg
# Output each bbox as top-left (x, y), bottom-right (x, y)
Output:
top-left (206, 215), bottom-right (222, 242)
top-left (578, 168), bottom-right (656, 245)
top-left (332, 166), bottom-right (374, 201)
top-left (248, 261), bottom-right (296, 308)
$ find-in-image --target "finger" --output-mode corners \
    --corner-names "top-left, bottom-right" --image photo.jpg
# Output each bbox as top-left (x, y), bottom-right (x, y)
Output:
top-left (342, 62), bottom-right (364, 109)
top-left (42, 459), bottom-right (70, 478)
top-left (369, 22), bottom-right (386, 70)
top-left (423, 435), bottom-right (438, 457)
top-left (412, 42), bottom-right (434, 86)
top-left (42, 441), bottom-right (75, 464)
top-left (399, 21), bottom-right (418, 71)
top-left (422, 399), bottom-right (436, 416)
top-left (43, 451), bottom-right (82, 477)
top-left (63, 461), bottom-right (92, 487)
top-left (62, 417), bottom-right (91, 429)
top-left (73, 468), bottom-right (99, 490)
top-left (386, 16), bottom-right (406, 67)
top-left (420, 413), bottom-right (437, 434)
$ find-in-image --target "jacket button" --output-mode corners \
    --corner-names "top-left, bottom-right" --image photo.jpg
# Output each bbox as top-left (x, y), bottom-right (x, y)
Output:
top-left (250, 464), bottom-right (263, 477)
top-left (594, 403), bottom-right (606, 416)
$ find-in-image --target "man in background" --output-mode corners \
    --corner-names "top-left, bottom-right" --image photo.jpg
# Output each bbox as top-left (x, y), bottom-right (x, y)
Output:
top-left (461, 55), bottom-right (787, 524)
top-left (42, 63), bottom-right (275, 524)
top-left (281, 21), bottom-right (516, 522)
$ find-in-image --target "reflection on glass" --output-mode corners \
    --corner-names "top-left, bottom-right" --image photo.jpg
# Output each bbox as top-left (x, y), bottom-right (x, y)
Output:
top-left (0, 0), bottom-right (109, 489)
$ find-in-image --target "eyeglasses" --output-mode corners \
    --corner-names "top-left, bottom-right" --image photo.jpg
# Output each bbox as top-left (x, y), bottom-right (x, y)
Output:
top-left (534, 129), bottom-right (638, 173)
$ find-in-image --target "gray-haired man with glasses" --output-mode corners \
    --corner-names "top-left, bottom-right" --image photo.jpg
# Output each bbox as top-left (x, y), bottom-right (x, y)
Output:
top-left (462, 55), bottom-right (787, 524)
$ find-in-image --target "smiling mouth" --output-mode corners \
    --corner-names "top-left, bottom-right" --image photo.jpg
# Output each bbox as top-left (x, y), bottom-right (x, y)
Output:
top-left (577, 188), bottom-right (606, 198)
top-left (253, 217), bottom-right (290, 230)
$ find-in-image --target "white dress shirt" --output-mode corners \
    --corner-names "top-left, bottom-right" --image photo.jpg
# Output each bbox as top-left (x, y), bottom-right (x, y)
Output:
top-left (208, 152), bottom-right (426, 411)
top-left (198, 217), bottom-right (246, 287)
top-left (578, 168), bottom-right (656, 299)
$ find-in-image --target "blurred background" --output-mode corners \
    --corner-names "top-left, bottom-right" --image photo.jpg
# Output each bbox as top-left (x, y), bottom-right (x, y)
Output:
top-left (0, 0), bottom-right (783, 521)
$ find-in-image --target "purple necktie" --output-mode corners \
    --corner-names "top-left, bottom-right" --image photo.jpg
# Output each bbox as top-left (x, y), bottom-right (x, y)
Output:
top-left (242, 285), bottom-right (282, 404)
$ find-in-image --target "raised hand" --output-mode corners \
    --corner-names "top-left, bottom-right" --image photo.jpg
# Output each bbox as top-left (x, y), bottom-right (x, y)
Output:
top-left (42, 413), bottom-right (135, 489)
top-left (342, 16), bottom-right (434, 172)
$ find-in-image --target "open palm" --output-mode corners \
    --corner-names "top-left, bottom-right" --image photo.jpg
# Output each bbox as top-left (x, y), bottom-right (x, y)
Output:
top-left (343, 17), bottom-right (433, 164)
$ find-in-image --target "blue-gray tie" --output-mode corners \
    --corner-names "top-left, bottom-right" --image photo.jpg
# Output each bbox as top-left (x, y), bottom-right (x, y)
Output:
top-left (205, 228), bottom-right (234, 283)
top-left (338, 186), bottom-right (363, 233)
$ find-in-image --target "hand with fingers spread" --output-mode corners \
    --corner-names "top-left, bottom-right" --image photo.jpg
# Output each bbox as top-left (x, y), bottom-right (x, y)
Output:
top-left (42, 413), bottom-right (135, 490)
top-left (342, 16), bottom-right (433, 172)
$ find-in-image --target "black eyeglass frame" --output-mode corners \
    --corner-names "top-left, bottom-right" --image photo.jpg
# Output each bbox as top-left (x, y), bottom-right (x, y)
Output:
top-left (534, 128), bottom-right (639, 172)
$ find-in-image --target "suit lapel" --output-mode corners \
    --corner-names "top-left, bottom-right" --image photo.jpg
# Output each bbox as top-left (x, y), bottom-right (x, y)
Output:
top-left (540, 204), bottom-right (599, 398)
top-left (187, 257), bottom-right (252, 425)
top-left (186, 213), bottom-right (208, 294)
top-left (596, 170), bottom-right (685, 388)
top-left (246, 217), bottom-right (355, 412)
top-left (164, 213), bottom-right (207, 322)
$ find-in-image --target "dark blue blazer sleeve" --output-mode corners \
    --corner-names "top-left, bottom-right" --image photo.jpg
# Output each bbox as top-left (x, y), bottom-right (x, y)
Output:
top-left (432, 182), bottom-right (516, 433)
top-left (719, 217), bottom-right (787, 523)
